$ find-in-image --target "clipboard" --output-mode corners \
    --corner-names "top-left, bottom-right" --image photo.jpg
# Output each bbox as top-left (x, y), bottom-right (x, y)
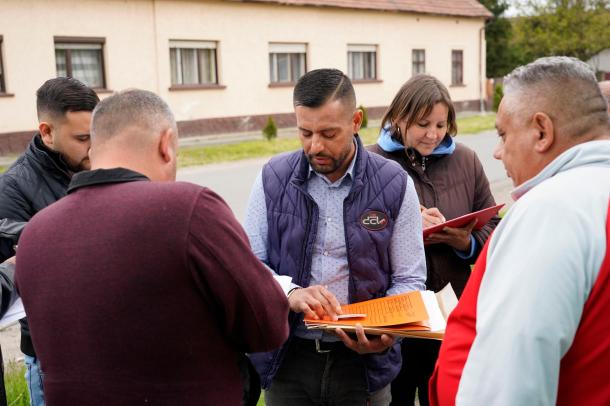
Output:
top-left (423, 203), bottom-right (504, 239)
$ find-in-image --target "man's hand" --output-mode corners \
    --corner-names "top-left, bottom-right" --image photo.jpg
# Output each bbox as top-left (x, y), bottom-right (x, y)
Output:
top-left (335, 324), bottom-right (395, 354)
top-left (3, 256), bottom-right (15, 265)
top-left (425, 219), bottom-right (477, 252)
top-left (421, 207), bottom-right (446, 228)
top-left (288, 285), bottom-right (342, 321)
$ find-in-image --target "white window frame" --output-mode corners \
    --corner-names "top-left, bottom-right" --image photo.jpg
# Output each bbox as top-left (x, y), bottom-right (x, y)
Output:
top-left (347, 44), bottom-right (377, 81)
top-left (169, 40), bottom-right (219, 86)
top-left (268, 43), bottom-right (307, 84)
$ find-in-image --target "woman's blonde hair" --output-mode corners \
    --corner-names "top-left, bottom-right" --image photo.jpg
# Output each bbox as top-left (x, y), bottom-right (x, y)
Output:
top-left (381, 74), bottom-right (457, 144)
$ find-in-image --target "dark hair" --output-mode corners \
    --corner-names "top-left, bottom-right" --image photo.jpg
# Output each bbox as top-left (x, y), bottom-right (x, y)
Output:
top-left (293, 68), bottom-right (356, 109)
top-left (36, 77), bottom-right (99, 120)
top-left (381, 74), bottom-right (457, 143)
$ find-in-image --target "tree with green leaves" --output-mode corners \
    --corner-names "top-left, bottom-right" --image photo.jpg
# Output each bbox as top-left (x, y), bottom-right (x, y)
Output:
top-left (511, 0), bottom-right (610, 65)
top-left (480, 0), bottom-right (518, 78)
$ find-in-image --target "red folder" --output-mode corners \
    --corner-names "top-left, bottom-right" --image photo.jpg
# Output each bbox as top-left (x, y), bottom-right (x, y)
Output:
top-left (423, 203), bottom-right (505, 239)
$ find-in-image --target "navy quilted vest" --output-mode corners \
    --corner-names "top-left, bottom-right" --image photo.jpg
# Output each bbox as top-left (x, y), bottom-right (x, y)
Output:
top-left (250, 136), bottom-right (409, 392)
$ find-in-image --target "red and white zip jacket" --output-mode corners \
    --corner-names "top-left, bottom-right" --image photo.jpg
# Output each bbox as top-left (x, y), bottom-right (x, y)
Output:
top-left (430, 140), bottom-right (610, 405)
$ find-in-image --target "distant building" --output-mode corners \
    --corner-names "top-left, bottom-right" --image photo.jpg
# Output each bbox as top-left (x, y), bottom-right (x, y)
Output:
top-left (588, 48), bottom-right (610, 81)
top-left (0, 0), bottom-right (491, 154)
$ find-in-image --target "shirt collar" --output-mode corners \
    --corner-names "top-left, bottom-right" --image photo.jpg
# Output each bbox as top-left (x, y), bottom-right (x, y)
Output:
top-left (68, 167), bottom-right (149, 194)
top-left (308, 138), bottom-right (359, 185)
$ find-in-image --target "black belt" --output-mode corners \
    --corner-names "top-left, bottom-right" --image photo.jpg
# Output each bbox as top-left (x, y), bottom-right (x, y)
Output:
top-left (292, 337), bottom-right (346, 354)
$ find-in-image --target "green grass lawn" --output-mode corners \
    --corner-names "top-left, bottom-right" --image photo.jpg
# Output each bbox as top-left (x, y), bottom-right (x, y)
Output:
top-left (0, 114), bottom-right (495, 174)
top-left (178, 126), bottom-right (380, 168)
top-left (4, 361), bottom-right (29, 406)
top-left (456, 113), bottom-right (496, 135)
top-left (178, 113), bottom-right (495, 169)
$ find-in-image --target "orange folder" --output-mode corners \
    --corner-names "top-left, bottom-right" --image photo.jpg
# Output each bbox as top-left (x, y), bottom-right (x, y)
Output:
top-left (304, 285), bottom-right (459, 340)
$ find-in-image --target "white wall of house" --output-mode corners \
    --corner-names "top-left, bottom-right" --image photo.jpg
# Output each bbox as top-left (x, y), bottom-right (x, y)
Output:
top-left (0, 0), bottom-right (486, 134)
top-left (587, 48), bottom-right (610, 74)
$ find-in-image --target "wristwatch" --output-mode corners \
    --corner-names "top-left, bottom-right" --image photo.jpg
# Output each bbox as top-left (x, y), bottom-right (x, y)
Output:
top-left (286, 287), bottom-right (301, 298)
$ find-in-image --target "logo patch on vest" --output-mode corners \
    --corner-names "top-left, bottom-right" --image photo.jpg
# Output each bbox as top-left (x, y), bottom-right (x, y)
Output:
top-left (360, 211), bottom-right (389, 231)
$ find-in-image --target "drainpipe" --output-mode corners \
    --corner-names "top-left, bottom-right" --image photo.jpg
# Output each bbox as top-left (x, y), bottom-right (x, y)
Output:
top-left (479, 25), bottom-right (485, 113)
top-left (152, 0), bottom-right (161, 94)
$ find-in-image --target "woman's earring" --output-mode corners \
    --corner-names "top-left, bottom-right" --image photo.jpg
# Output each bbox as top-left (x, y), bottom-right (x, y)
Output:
top-left (392, 125), bottom-right (403, 144)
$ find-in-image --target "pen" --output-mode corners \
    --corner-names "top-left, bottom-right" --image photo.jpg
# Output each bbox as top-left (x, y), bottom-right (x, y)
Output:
top-left (420, 205), bottom-right (446, 224)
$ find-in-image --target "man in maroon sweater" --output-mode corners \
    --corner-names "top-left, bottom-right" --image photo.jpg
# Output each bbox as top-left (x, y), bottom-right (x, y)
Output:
top-left (15, 89), bottom-right (289, 405)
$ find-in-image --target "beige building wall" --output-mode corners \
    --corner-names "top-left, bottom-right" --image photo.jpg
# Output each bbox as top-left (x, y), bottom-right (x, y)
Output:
top-left (0, 0), bottom-right (486, 135)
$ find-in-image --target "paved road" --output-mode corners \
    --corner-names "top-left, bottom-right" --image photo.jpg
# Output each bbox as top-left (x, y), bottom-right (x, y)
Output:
top-left (1, 130), bottom-right (513, 364)
top-left (178, 130), bottom-right (513, 222)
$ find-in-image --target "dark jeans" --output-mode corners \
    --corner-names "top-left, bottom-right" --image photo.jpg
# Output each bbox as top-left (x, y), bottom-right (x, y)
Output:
top-left (239, 354), bottom-right (261, 406)
top-left (266, 337), bottom-right (391, 406)
top-left (390, 338), bottom-right (440, 406)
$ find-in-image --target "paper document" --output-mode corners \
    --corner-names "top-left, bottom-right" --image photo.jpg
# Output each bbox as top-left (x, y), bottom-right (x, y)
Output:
top-left (0, 297), bottom-right (25, 329)
top-left (304, 284), bottom-right (459, 340)
top-left (306, 290), bottom-right (429, 327)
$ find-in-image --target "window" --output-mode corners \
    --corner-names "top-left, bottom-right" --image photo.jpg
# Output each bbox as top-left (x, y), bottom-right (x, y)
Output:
top-left (348, 44), bottom-right (377, 81)
top-left (452, 50), bottom-right (464, 85)
top-left (269, 43), bottom-right (306, 84)
top-left (54, 37), bottom-right (106, 89)
top-left (412, 49), bottom-right (425, 76)
top-left (170, 40), bottom-right (218, 86)
top-left (0, 36), bottom-right (5, 93)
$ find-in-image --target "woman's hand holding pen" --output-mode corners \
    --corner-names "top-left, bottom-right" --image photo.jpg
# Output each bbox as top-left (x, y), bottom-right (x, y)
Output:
top-left (420, 205), bottom-right (446, 228)
top-left (421, 205), bottom-right (476, 252)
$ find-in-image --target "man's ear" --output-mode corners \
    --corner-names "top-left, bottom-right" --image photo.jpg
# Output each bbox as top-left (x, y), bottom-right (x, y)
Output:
top-left (158, 127), bottom-right (176, 164)
top-left (352, 109), bottom-right (363, 134)
top-left (532, 112), bottom-right (555, 153)
top-left (39, 122), bottom-right (54, 147)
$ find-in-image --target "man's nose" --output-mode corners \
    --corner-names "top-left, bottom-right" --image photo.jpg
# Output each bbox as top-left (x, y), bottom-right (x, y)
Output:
top-left (493, 142), bottom-right (503, 160)
top-left (310, 135), bottom-right (324, 155)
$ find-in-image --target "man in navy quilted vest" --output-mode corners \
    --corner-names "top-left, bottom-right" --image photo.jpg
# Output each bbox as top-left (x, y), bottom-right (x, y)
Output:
top-left (245, 68), bottom-right (427, 406)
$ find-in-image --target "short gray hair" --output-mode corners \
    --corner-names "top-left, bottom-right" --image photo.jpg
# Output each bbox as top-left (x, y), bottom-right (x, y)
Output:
top-left (503, 56), bottom-right (608, 138)
top-left (505, 56), bottom-right (597, 91)
top-left (91, 89), bottom-right (177, 141)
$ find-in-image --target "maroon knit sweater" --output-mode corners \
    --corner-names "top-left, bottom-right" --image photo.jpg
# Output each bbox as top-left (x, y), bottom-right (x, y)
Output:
top-left (15, 171), bottom-right (289, 405)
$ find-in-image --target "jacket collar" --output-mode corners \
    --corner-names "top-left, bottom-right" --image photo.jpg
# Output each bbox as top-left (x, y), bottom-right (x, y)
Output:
top-left (511, 140), bottom-right (610, 201)
top-left (377, 126), bottom-right (456, 156)
top-left (26, 134), bottom-right (72, 179)
top-left (67, 167), bottom-right (149, 194)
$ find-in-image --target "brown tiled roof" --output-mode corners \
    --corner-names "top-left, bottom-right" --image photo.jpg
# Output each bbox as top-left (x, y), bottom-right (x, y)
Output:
top-left (237, 0), bottom-right (492, 18)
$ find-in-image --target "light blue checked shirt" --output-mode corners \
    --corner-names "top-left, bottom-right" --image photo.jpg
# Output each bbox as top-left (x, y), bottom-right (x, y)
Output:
top-left (244, 142), bottom-right (426, 339)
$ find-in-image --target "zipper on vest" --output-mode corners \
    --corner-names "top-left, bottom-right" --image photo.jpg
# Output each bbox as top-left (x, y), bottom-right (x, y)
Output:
top-left (294, 183), bottom-right (318, 287)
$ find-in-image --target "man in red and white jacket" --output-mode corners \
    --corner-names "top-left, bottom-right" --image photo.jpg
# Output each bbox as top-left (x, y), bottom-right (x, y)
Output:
top-left (430, 56), bottom-right (610, 405)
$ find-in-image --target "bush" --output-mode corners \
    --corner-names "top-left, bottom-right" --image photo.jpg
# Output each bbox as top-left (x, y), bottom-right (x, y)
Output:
top-left (493, 84), bottom-right (503, 112)
top-left (262, 116), bottom-right (278, 141)
top-left (359, 105), bottom-right (368, 129)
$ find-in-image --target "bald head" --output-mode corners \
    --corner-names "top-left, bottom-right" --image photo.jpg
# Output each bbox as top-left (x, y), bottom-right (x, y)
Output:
top-left (599, 81), bottom-right (610, 112)
top-left (503, 56), bottom-right (609, 140)
top-left (90, 89), bottom-right (179, 181)
top-left (91, 89), bottom-right (177, 148)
